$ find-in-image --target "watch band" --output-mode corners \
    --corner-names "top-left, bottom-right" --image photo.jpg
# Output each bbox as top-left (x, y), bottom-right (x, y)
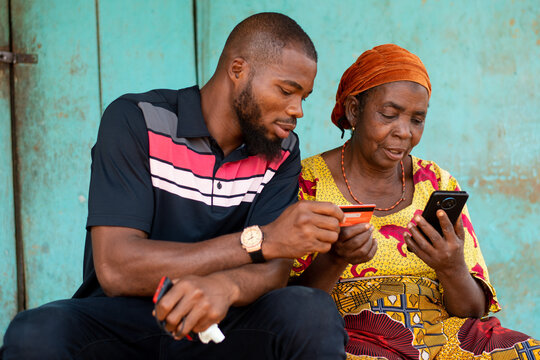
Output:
top-left (247, 249), bottom-right (265, 264)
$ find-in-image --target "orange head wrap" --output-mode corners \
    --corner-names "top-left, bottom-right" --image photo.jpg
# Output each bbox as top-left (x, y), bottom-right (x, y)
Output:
top-left (331, 44), bottom-right (431, 129)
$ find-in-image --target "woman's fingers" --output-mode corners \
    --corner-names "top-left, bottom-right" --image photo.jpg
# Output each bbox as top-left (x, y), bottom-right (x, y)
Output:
top-left (437, 210), bottom-right (455, 239)
top-left (437, 210), bottom-right (465, 247)
top-left (339, 223), bottom-right (372, 242)
top-left (334, 224), bottom-right (375, 263)
top-left (404, 230), bottom-right (427, 258)
top-left (407, 219), bottom-right (436, 253)
top-left (412, 215), bottom-right (443, 248)
top-left (453, 214), bottom-right (466, 240)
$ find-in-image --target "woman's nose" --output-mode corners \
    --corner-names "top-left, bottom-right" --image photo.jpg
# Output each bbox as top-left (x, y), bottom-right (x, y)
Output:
top-left (394, 117), bottom-right (412, 138)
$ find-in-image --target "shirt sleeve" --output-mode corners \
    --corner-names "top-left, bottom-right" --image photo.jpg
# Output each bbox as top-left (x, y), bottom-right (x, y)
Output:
top-left (86, 98), bottom-right (154, 233)
top-left (244, 133), bottom-right (302, 227)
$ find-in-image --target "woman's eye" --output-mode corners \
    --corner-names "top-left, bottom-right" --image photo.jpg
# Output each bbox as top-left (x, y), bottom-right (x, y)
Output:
top-left (412, 118), bottom-right (425, 125)
top-left (380, 112), bottom-right (397, 119)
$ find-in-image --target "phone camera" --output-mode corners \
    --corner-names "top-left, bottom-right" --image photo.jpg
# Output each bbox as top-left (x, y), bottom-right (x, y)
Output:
top-left (440, 197), bottom-right (456, 210)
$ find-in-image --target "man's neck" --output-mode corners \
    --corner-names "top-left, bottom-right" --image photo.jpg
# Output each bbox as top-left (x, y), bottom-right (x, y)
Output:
top-left (200, 76), bottom-right (243, 157)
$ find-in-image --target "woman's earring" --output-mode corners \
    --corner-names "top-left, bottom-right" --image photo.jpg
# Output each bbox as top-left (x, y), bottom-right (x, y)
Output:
top-left (351, 126), bottom-right (356, 132)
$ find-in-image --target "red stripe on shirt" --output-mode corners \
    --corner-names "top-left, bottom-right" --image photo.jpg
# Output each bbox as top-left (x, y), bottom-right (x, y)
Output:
top-left (148, 132), bottom-right (215, 177)
top-left (215, 150), bottom-right (290, 180)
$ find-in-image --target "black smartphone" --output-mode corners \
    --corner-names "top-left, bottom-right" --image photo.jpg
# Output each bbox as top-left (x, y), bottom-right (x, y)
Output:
top-left (421, 190), bottom-right (469, 235)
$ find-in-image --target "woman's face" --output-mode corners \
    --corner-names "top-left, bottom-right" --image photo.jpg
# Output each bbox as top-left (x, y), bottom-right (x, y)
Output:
top-left (351, 81), bottom-right (429, 169)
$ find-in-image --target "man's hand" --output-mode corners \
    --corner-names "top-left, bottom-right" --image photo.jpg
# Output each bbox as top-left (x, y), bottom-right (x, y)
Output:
top-left (261, 200), bottom-right (343, 259)
top-left (154, 274), bottom-right (236, 340)
top-left (329, 223), bottom-right (377, 265)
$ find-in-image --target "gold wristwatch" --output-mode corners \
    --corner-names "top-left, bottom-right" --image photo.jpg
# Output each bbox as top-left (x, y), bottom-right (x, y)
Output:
top-left (240, 225), bottom-right (265, 263)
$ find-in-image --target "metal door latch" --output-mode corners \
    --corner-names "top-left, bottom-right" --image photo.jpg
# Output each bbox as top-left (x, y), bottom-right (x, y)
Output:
top-left (0, 51), bottom-right (38, 64)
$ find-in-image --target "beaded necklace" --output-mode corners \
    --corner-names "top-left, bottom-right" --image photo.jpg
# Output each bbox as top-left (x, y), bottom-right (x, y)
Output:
top-left (340, 140), bottom-right (405, 212)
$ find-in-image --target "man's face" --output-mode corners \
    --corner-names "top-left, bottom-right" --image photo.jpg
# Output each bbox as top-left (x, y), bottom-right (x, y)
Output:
top-left (233, 47), bottom-right (317, 161)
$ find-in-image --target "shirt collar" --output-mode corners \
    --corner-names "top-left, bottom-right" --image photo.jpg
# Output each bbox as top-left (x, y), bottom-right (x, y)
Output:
top-left (176, 85), bottom-right (211, 138)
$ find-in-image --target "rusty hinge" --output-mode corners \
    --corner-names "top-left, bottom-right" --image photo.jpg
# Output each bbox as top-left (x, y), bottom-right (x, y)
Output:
top-left (0, 51), bottom-right (38, 64)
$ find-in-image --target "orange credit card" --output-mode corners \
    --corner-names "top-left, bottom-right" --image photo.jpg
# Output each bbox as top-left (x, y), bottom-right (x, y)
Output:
top-left (339, 204), bottom-right (376, 226)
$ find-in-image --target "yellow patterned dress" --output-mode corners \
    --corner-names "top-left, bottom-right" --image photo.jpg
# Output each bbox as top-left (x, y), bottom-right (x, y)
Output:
top-left (291, 154), bottom-right (539, 360)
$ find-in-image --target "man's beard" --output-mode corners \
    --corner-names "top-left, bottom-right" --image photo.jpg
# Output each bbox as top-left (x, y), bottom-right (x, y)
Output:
top-left (233, 81), bottom-right (283, 162)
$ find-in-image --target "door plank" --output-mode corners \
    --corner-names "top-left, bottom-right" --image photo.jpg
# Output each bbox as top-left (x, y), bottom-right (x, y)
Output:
top-left (0, 0), bottom-right (17, 338)
top-left (10, 0), bottom-right (101, 308)
top-left (98, 0), bottom-right (197, 111)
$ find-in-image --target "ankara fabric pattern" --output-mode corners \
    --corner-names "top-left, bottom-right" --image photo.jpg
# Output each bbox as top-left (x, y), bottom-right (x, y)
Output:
top-left (291, 154), bottom-right (539, 359)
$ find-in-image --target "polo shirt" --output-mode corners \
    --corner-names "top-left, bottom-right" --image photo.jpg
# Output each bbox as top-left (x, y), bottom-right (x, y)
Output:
top-left (74, 86), bottom-right (301, 298)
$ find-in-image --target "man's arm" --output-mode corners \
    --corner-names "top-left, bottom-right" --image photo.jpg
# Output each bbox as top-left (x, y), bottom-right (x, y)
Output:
top-left (154, 259), bottom-right (291, 338)
top-left (93, 200), bottom-right (343, 297)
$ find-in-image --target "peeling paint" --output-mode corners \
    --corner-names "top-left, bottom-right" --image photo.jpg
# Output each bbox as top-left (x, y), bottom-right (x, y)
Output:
top-left (465, 159), bottom-right (539, 203)
top-left (488, 242), bottom-right (540, 334)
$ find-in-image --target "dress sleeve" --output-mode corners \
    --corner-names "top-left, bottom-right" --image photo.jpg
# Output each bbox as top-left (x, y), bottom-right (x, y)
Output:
top-left (290, 161), bottom-right (319, 278)
top-left (86, 98), bottom-right (155, 233)
top-left (443, 175), bottom-right (501, 314)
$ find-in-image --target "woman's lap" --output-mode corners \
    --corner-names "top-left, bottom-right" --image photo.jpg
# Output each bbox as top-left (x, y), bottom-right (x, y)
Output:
top-left (335, 277), bottom-right (539, 359)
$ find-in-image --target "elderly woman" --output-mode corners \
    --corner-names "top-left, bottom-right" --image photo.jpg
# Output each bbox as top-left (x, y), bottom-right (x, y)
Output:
top-left (290, 44), bottom-right (539, 359)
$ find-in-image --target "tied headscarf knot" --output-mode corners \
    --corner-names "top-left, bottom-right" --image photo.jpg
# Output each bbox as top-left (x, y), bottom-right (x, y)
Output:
top-left (331, 44), bottom-right (431, 129)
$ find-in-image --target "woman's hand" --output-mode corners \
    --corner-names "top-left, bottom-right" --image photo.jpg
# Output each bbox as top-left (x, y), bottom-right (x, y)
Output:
top-left (329, 223), bottom-right (377, 265)
top-left (404, 210), bottom-right (487, 318)
top-left (290, 222), bottom-right (376, 293)
top-left (404, 210), bottom-right (466, 273)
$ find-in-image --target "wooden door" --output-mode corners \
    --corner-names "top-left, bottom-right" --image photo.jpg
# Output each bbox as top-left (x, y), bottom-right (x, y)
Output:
top-left (0, 0), bottom-right (18, 337)
top-left (3, 1), bottom-right (196, 339)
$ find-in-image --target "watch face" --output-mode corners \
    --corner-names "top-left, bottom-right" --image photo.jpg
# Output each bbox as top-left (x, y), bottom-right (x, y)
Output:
top-left (242, 227), bottom-right (262, 248)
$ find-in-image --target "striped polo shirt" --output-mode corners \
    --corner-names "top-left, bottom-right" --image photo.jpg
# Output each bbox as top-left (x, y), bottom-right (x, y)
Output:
top-left (75, 86), bottom-right (301, 297)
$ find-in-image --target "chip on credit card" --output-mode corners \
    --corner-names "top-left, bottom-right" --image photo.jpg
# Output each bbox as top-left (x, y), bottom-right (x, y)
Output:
top-left (339, 204), bottom-right (375, 226)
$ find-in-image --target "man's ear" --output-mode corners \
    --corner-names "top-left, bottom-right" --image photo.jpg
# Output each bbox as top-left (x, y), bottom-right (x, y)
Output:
top-left (344, 95), bottom-right (360, 128)
top-left (228, 57), bottom-right (250, 83)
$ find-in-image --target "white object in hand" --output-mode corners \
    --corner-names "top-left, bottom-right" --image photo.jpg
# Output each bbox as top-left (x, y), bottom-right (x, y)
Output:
top-left (199, 323), bottom-right (225, 344)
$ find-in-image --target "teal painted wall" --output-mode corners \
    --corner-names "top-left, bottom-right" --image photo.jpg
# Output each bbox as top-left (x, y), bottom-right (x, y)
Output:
top-left (197, 0), bottom-right (539, 337)
top-left (97, 0), bottom-right (196, 112)
top-left (1, 0), bottom-right (538, 340)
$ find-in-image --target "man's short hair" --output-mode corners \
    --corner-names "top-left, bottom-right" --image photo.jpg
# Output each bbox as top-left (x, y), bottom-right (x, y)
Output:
top-left (222, 12), bottom-right (317, 68)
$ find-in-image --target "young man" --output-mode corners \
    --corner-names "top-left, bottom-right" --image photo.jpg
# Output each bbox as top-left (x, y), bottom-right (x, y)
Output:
top-left (2, 13), bottom-right (348, 359)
